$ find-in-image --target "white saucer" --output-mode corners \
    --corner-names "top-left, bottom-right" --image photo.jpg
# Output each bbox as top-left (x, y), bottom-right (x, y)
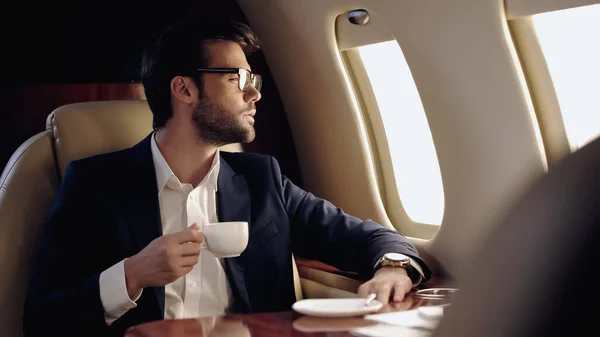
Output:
top-left (292, 298), bottom-right (384, 317)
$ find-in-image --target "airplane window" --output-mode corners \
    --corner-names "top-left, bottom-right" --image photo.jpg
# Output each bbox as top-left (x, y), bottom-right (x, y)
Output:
top-left (358, 41), bottom-right (444, 226)
top-left (533, 4), bottom-right (600, 150)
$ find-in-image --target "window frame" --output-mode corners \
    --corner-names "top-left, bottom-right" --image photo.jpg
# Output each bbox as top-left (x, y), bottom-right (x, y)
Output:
top-left (508, 3), bottom-right (600, 163)
top-left (341, 46), bottom-right (442, 239)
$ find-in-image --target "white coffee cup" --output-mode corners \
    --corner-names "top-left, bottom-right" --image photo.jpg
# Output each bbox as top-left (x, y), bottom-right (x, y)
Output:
top-left (201, 221), bottom-right (249, 258)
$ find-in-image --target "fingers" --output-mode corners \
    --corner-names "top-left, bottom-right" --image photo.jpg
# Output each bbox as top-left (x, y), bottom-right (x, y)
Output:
top-left (358, 278), bottom-right (412, 306)
top-left (179, 242), bottom-right (202, 256)
top-left (196, 231), bottom-right (205, 244)
top-left (180, 255), bottom-right (199, 268)
top-left (357, 283), bottom-right (370, 298)
top-left (376, 285), bottom-right (392, 305)
top-left (175, 224), bottom-right (204, 243)
top-left (392, 281), bottom-right (409, 302)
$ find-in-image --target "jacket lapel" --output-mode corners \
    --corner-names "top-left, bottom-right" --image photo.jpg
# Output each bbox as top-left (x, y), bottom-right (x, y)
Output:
top-left (121, 134), bottom-right (165, 317)
top-left (217, 157), bottom-right (252, 313)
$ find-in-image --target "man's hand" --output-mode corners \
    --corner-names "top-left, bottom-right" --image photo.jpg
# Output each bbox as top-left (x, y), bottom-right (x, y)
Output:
top-left (124, 223), bottom-right (204, 298)
top-left (357, 267), bottom-right (412, 305)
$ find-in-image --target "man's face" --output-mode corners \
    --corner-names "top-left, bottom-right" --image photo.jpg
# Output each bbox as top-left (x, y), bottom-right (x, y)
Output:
top-left (191, 41), bottom-right (261, 146)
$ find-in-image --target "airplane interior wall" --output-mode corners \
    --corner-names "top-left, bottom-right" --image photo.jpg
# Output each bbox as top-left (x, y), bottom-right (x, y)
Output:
top-left (239, 0), bottom-right (550, 280)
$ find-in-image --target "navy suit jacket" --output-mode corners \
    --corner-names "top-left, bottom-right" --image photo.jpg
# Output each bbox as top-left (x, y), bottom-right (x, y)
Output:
top-left (24, 134), bottom-right (430, 337)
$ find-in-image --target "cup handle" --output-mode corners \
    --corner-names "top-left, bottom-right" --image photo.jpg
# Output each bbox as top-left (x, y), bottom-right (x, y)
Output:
top-left (197, 223), bottom-right (208, 249)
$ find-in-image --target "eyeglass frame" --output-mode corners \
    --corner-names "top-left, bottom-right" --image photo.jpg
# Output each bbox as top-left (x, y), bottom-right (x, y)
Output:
top-left (194, 68), bottom-right (262, 92)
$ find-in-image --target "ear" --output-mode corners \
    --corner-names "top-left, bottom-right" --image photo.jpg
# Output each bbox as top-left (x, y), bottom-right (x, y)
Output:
top-left (170, 76), bottom-right (196, 104)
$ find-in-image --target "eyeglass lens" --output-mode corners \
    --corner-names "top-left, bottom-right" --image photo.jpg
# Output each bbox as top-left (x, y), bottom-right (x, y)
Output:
top-left (239, 70), bottom-right (262, 92)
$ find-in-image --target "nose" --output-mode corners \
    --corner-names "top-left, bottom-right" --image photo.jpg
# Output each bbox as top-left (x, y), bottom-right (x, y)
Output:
top-left (244, 84), bottom-right (261, 103)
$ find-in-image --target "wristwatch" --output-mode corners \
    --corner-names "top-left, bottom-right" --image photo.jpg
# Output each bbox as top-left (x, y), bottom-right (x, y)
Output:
top-left (375, 253), bottom-right (411, 270)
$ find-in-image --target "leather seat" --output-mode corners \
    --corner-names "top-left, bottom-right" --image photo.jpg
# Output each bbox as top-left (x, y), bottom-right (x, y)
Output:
top-left (0, 100), bottom-right (302, 337)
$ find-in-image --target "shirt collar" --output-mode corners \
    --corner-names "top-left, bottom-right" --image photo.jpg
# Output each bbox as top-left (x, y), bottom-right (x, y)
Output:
top-left (150, 132), bottom-right (220, 193)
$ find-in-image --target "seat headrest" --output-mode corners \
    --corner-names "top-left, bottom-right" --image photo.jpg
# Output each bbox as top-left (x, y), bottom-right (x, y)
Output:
top-left (47, 100), bottom-right (242, 178)
top-left (47, 100), bottom-right (154, 177)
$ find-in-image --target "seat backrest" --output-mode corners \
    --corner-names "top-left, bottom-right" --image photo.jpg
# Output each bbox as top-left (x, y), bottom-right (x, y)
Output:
top-left (48, 100), bottom-right (155, 177)
top-left (0, 100), bottom-right (300, 337)
top-left (0, 130), bottom-right (60, 337)
top-left (47, 100), bottom-right (243, 177)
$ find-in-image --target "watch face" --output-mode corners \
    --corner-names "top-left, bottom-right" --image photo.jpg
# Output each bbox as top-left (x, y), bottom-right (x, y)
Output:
top-left (385, 253), bottom-right (409, 262)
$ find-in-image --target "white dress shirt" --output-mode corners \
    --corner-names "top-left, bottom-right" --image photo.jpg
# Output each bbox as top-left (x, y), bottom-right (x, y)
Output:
top-left (99, 133), bottom-right (231, 325)
top-left (98, 134), bottom-right (425, 325)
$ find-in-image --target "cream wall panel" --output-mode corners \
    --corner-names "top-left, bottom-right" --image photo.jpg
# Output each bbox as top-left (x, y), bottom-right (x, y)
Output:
top-left (239, 0), bottom-right (394, 232)
top-left (508, 18), bottom-right (571, 165)
top-left (238, 0), bottom-right (547, 280)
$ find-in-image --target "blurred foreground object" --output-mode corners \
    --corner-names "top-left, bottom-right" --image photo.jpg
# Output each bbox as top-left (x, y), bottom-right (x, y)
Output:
top-left (433, 136), bottom-right (600, 337)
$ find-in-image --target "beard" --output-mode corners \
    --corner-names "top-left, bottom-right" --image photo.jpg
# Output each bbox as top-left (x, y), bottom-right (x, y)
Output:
top-left (191, 97), bottom-right (256, 146)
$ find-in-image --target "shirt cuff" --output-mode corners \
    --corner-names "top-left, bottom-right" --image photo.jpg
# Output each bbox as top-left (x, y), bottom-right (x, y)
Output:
top-left (407, 257), bottom-right (424, 287)
top-left (99, 258), bottom-right (143, 326)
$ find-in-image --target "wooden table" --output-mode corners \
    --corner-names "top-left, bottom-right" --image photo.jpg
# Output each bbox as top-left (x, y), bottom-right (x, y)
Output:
top-left (125, 291), bottom-right (452, 337)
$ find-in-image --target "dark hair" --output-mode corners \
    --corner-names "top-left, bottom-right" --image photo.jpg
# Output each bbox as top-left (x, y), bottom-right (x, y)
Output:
top-left (141, 19), bottom-right (259, 129)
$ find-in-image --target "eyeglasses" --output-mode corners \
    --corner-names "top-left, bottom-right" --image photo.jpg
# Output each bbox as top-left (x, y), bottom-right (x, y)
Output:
top-left (194, 68), bottom-right (262, 92)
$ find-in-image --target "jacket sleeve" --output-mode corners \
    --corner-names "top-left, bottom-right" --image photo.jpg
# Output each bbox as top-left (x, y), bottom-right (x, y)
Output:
top-left (23, 161), bottom-right (114, 337)
top-left (270, 157), bottom-right (431, 280)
